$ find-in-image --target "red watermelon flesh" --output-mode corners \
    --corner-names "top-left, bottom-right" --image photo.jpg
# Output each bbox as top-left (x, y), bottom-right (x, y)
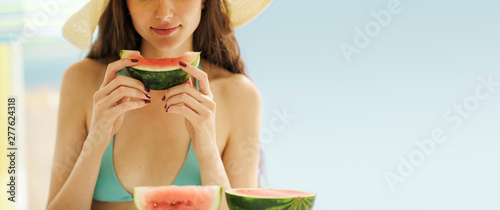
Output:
top-left (134, 185), bottom-right (221, 210)
top-left (120, 50), bottom-right (201, 71)
top-left (231, 188), bottom-right (314, 198)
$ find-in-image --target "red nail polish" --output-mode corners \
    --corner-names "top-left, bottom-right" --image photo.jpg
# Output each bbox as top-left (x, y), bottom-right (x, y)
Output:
top-left (131, 59), bottom-right (139, 62)
top-left (162, 95), bottom-right (166, 101)
top-left (145, 94), bottom-right (151, 99)
top-left (144, 100), bottom-right (151, 104)
top-left (145, 87), bottom-right (150, 93)
top-left (179, 61), bottom-right (187, 67)
top-left (164, 103), bottom-right (168, 109)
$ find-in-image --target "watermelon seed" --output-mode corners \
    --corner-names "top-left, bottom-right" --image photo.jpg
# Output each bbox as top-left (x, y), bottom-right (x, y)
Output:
top-left (171, 201), bottom-right (176, 206)
top-left (178, 201), bottom-right (183, 204)
top-left (153, 202), bottom-right (158, 207)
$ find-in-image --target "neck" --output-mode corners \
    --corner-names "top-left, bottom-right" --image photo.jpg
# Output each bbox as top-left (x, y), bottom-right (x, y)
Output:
top-left (139, 36), bottom-right (194, 59)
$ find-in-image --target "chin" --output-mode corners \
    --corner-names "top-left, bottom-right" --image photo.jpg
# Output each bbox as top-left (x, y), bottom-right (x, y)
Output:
top-left (154, 40), bottom-right (182, 50)
top-left (141, 35), bottom-right (185, 54)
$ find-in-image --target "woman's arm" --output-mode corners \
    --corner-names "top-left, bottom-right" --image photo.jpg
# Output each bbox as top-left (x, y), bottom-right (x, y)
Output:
top-left (47, 59), bottom-right (150, 209)
top-left (221, 74), bottom-right (262, 188)
top-left (205, 74), bottom-right (262, 209)
top-left (199, 148), bottom-right (232, 210)
top-left (46, 61), bottom-right (106, 210)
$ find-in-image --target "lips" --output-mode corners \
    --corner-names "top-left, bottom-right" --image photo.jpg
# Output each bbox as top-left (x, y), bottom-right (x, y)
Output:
top-left (152, 24), bottom-right (180, 30)
top-left (151, 25), bottom-right (180, 36)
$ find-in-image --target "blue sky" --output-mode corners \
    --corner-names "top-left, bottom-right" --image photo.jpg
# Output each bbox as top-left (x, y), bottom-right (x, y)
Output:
top-left (15, 0), bottom-right (500, 209)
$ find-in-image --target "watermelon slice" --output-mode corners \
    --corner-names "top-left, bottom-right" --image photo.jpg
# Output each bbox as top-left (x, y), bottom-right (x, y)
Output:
top-left (134, 185), bottom-right (222, 210)
top-left (120, 50), bottom-right (201, 90)
top-left (225, 188), bottom-right (316, 210)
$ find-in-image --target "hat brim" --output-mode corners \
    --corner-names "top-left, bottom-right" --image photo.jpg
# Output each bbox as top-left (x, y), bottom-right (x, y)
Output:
top-left (62, 0), bottom-right (110, 49)
top-left (62, 0), bottom-right (272, 49)
top-left (227, 0), bottom-right (273, 28)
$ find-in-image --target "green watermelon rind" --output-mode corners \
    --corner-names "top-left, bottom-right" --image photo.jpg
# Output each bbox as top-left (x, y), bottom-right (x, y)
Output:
top-left (214, 186), bottom-right (223, 210)
top-left (225, 188), bottom-right (317, 210)
top-left (123, 68), bottom-right (191, 90)
top-left (134, 186), bottom-right (147, 210)
top-left (134, 185), bottom-right (222, 210)
top-left (120, 51), bottom-right (201, 90)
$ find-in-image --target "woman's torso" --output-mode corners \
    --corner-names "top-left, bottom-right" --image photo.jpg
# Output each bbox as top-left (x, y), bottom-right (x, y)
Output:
top-left (82, 58), bottom-right (234, 209)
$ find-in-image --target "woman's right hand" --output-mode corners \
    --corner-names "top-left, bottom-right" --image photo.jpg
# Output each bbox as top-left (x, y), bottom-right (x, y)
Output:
top-left (87, 58), bottom-right (151, 151)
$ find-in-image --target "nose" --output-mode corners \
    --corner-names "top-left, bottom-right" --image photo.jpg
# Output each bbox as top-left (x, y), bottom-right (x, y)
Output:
top-left (155, 0), bottom-right (174, 21)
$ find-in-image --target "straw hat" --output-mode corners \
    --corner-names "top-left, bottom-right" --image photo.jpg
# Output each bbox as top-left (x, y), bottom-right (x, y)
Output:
top-left (62, 0), bottom-right (272, 49)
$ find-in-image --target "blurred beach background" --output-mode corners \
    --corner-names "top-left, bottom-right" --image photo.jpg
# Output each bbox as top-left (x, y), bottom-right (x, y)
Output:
top-left (1, 0), bottom-right (500, 209)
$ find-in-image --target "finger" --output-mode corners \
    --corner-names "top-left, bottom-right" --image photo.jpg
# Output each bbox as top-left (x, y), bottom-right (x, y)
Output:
top-left (101, 58), bottom-right (138, 88)
top-left (166, 103), bottom-right (200, 123)
top-left (101, 75), bottom-right (149, 97)
top-left (94, 76), bottom-right (150, 105)
top-left (165, 93), bottom-right (211, 118)
top-left (116, 96), bottom-right (130, 106)
top-left (109, 99), bottom-right (151, 119)
top-left (162, 83), bottom-right (215, 110)
top-left (179, 61), bottom-right (212, 96)
top-left (104, 86), bottom-right (151, 109)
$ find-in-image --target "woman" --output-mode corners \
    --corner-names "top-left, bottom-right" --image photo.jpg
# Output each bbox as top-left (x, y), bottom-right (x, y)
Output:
top-left (46, 0), bottom-right (271, 209)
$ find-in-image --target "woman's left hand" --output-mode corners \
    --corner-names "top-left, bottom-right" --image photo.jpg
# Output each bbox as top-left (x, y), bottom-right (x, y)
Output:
top-left (162, 61), bottom-right (217, 157)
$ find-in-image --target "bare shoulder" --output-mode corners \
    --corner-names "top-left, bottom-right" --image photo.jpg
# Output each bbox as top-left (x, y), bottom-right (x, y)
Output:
top-left (60, 58), bottom-right (106, 124)
top-left (201, 59), bottom-right (260, 104)
top-left (61, 58), bottom-right (106, 97)
top-left (202, 58), bottom-right (260, 104)
top-left (222, 73), bottom-right (261, 102)
top-left (215, 70), bottom-right (262, 118)
top-left (62, 58), bottom-right (106, 91)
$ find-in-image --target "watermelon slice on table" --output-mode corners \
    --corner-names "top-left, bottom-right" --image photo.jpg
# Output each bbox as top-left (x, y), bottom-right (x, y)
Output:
top-left (120, 50), bottom-right (201, 90)
top-left (134, 185), bottom-right (222, 210)
top-left (225, 188), bottom-right (317, 210)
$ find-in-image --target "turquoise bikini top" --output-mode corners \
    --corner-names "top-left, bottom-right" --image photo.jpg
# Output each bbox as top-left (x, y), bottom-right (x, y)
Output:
top-left (93, 64), bottom-right (202, 202)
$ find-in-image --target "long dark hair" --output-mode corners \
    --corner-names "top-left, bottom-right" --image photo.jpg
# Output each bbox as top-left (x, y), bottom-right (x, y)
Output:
top-left (87, 0), bottom-right (247, 78)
